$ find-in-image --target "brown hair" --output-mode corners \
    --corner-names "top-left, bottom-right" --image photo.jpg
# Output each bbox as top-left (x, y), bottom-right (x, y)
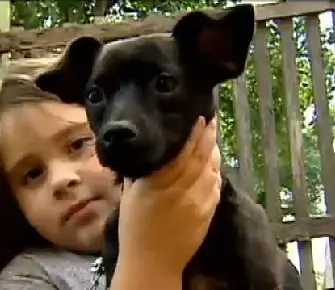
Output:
top-left (0, 75), bottom-right (59, 109)
top-left (0, 75), bottom-right (68, 271)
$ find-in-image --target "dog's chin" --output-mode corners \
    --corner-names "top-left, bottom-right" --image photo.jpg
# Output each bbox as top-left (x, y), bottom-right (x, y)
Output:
top-left (96, 142), bottom-right (166, 179)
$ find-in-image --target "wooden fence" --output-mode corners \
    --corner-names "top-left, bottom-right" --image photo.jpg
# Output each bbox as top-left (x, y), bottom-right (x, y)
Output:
top-left (1, 1), bottom-right (335, 289)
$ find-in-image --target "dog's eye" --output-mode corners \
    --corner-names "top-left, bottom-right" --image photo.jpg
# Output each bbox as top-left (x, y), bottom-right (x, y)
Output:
top-left (155, 73), bottom-right (178, 93)
top-left (86, 87), bottom-right (104, 104)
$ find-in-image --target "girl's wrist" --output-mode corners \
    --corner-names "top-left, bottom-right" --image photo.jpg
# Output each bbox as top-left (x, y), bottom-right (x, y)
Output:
top-left (109, 257), bottom-right (183, 290)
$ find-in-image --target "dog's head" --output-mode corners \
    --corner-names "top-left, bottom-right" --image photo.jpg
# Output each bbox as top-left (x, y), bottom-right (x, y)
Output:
top-left (35, 4), bottom-right (254, 179)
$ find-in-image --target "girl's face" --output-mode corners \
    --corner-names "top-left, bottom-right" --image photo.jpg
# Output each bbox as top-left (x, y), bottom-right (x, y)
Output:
top-left (0, 101), bottom-right (121, 253)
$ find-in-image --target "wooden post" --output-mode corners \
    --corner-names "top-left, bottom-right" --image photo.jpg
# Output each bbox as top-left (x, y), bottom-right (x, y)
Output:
top-left (0, 0), bottom-right (10, 77)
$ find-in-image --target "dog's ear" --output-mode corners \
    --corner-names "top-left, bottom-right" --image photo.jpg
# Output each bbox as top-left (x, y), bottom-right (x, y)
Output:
top-left (172, 4), bottom-right (254, 85)
top-left (35, 36), bottom-right (102, 105)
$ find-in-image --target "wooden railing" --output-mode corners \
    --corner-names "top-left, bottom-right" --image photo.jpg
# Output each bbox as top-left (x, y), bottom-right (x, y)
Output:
top-left (1, 1), bottom-right (335, 289)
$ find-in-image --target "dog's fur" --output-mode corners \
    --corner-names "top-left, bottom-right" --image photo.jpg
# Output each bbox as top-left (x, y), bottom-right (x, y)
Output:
top-left (35, 4), bottom-right (303, 290)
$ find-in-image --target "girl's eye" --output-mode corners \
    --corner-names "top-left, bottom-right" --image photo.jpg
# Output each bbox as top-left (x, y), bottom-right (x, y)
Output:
top-left (23, 166), bottom-right (44, 185)
top-left (68, 137), bottom-right (95, 156)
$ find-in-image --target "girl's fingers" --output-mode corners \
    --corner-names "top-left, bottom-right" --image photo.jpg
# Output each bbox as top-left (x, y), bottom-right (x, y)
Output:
top-left (187, 167), bottom-right (221, 223)
top-left (148, 116), bottom-right (206, 188)
top-left (172, 118), bottom-right (218, 191)
top-left (122, 178), bottom-right (133, 194)
top-left (211, 145), bottom-right (221, 173)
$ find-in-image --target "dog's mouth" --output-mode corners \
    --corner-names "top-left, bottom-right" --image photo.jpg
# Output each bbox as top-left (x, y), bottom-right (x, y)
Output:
top-left (95, 135), bottom-right (167, 178)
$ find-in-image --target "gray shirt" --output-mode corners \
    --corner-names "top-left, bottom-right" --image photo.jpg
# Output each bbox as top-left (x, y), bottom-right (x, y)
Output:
top-left (0, 248), bottom-right (107, 290)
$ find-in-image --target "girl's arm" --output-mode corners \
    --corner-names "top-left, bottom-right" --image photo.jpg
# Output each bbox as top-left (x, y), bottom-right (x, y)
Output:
top-left (109, 260), bottom-right (182, 290)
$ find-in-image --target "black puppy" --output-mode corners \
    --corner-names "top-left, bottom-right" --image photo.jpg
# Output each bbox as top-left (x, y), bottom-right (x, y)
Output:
top-left (35, 4), bottom-right (302, 290)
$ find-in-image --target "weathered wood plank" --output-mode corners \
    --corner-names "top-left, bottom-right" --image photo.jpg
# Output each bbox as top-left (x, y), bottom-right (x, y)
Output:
top-left (306, 12), bottom-right (335, 287)
top-left (274, 216), bottom-right (335, 243)
top-left (213, 86), bottom-right (223, 152)
top-left (232, 73), bottom-right (255, 199)
top-left (0, 1), bottom-right (334, 56)
top-left (278, 17), bottom-right (316, 290)
top-left (255, 1), bottom-right (335, 21)
top-left (0, 57), bottom-right (57, 77)
top-left (253, 20), bottom-right (281, 222)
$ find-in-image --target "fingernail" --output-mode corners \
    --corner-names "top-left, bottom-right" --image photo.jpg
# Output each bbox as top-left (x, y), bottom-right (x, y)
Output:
top-left (209, 118), bottom-right (216, 127)
top-left (198, 116), bottom-right (205, 127)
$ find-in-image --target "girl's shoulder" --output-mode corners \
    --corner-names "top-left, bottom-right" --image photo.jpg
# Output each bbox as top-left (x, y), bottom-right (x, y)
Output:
top-left (0, 248), bottom-right (106, 290)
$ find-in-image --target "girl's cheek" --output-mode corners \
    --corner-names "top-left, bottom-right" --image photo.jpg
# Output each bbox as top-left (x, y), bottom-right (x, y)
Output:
top-left (83, 154), bottom-right (102, 169)
top-left (106, 182), bottom-right (122, 205)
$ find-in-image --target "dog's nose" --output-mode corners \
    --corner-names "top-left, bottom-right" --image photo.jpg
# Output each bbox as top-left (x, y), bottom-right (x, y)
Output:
top-left (101, 121), bottom-right (138, 146)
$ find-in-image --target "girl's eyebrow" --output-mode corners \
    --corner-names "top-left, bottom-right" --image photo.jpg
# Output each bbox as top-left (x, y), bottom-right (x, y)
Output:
top-left (51, 122), bottom-right (90, 142)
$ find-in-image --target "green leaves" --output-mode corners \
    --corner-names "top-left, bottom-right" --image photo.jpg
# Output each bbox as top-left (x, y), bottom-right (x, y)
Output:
top-left (10, 0), bottom-right (240, 27)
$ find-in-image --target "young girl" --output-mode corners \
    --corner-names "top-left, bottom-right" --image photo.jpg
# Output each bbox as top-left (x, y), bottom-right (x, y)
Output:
top-left (0, 75), bottom-right (221, 290)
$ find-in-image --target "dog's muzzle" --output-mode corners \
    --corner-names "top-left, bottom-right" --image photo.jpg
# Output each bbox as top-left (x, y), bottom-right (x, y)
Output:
top-left (99, 120), bottom-right (139, 148)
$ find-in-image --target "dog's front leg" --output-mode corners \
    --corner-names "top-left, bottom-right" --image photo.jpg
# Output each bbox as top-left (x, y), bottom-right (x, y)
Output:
top-left (102, 206), bottom-right (120, 288)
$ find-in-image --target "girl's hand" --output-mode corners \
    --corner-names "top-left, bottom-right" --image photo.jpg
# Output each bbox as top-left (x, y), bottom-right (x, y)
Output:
top-left (116, 117), bottom-right (221, 278)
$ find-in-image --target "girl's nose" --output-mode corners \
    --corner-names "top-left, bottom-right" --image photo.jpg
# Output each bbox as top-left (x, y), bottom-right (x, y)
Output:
top-left (50, 160), bottom-right (81, 199)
